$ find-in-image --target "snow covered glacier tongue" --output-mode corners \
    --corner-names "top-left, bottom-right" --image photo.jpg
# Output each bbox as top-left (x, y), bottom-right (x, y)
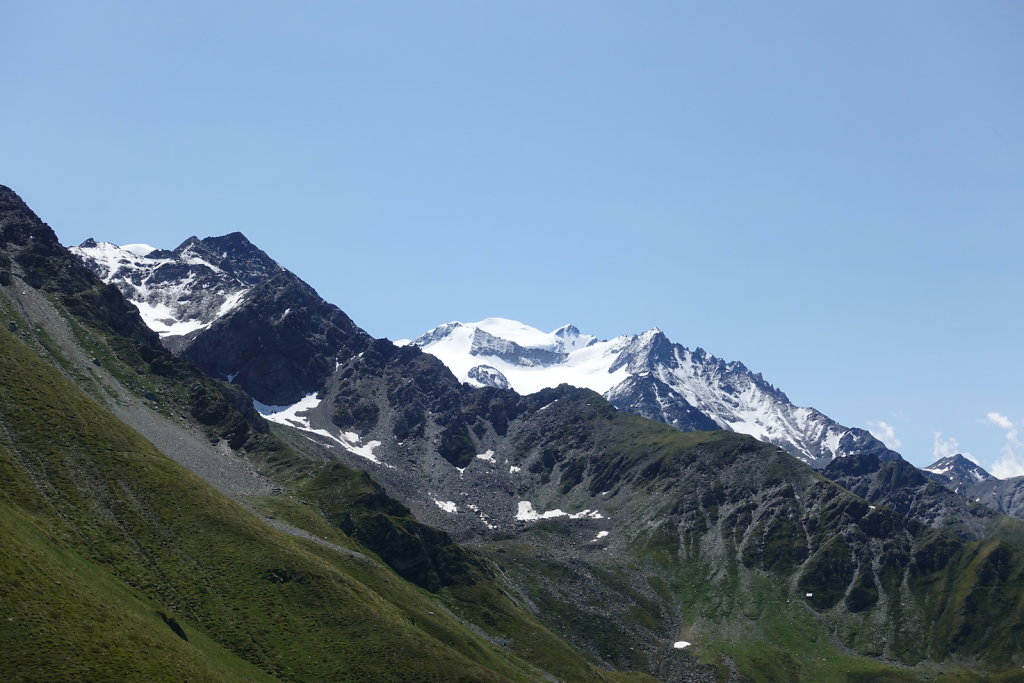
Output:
top-left (407, 318), bottom-right (898, 469)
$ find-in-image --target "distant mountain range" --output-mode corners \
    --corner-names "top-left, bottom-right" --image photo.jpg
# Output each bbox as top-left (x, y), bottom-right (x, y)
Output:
top-left (402, 318), bottom-right (901, 469)
top-left (34, 218), bottom-right (1023, 679)
top-left (69, 239), bottom-right (910, 472)
top-left (73, 238), bottom-right (1024, 510)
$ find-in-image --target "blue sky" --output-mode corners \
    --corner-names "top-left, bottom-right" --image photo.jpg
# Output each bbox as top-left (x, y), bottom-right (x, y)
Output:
top-left (5, 2), bottom-right (1023, 474)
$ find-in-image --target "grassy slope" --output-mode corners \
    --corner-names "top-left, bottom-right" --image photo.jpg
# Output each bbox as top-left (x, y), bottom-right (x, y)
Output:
top-left (250, 491), bottom-right (654, 683)
top-left (0, 323), bottom-right (612, 682)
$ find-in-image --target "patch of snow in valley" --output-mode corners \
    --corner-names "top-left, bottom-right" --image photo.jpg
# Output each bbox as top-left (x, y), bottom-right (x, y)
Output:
top-left (516, 501), bottom-right (562, 521)
top-left (434, 499), bottom-right (457, 513)
top-left (467, 504), bottom-right (497, 529)
top-left (569, 509), bottom-right (604, 519)
top-left (515, 501), bottom-right (606, 522)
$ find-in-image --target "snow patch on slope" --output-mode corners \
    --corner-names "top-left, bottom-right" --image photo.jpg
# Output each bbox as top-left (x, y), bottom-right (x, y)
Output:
top-left (434, 499), bottom-right (458, 513)
top-left (254, 394), bottom-right (383, 464)
top-left (515, 501), bottom-right (606, 522)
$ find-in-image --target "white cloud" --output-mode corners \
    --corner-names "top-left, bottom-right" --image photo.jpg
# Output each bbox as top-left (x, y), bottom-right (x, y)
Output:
top-left (987, 412), bottom-right (1015, 431)
top-left (987, 413), bottom-right (1024, 479)
top-left (992, 450), bottom-right (1024, 479)
top-left (866, 420), bottom-right (901, 450)
top-left (931, 433), bottom-right (978, 465)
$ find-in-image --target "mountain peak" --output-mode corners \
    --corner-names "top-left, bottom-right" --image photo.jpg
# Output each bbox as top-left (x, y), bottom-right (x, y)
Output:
top-left (923, 454), bottom-right (994, 484)
top-left (197, 231), bottom-right (260, 254)
top-left (173, 235), bottom-right (202, 253)
top-left (0, 185), bottom-right (57, 248)
top-left (72, 233), bottom-right (284, 341)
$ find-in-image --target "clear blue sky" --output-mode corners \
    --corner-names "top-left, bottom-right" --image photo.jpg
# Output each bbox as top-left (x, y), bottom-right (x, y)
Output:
top-left (5, 1), bottom-right (1023, 474)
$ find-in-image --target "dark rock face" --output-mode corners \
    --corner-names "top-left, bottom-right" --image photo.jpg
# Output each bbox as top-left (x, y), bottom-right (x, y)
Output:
top-left (328, 338), bottom-right (525, 469)
top-left (467, 364), bottom-right (510, 389)
top-left (917, 454), bottom-right (1024, 522)
top-left (959, 474), bottom-right (1024, 521)
top-left (981, 477), bottom-right (1024, 519)
top-left (0, 186), bottom-right (160, 346)
top-left (155, 232), bottom-right (282, 285)
top-left (823, 452), bottom-right (999, 538)
top-left (606, 373), bottom-right (719, 431)
top-left (183, 271), bottom-right (370, 406)
top-left (470, 327), bottom-right (567, 366)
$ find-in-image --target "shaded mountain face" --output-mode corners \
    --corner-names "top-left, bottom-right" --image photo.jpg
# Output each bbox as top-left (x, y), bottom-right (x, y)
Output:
top-left (407, 318), bottom-right (900, 469)
top-left (65, 223), bottom-right (1024, 678)
top-left (74, 235), bottom-right (371, 405)
top-left (966, 476), bottom-right (1024, 519)
top-left (823, 451), bottom-right (1001, 540)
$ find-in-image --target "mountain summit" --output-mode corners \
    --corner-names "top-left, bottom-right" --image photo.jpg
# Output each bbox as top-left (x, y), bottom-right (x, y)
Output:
top-left (72, 233), bottom-right (282, 345)
top-left (922, 454), bottom-right (994, 490)
top-left (408, 318), bottom-right (898, 469)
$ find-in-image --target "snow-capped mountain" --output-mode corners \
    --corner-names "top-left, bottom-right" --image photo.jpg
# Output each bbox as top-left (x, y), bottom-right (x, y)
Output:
top-left (921, 454), bottom-right (994, 490)
top-left (66, 228), bottom-right (1024, 531)
top-left (74, 234), bottom-right (366, 406)
top-left (406, 318), bottom-right (898, 469)
top-left (70, 231), bottom-right (901, 472)
top-left (71, 233), bottom-right (282, 350)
